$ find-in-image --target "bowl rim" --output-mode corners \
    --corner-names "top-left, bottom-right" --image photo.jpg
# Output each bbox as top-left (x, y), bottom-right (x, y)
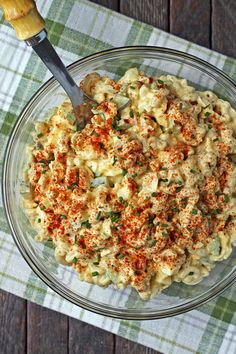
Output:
top-left (2, 45), bottom-right (236, 320)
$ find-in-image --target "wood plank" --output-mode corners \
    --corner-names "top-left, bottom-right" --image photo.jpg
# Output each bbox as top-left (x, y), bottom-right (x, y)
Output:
top-left (212, 0), bottom-right (236, 57)
top-left (69, 319), bottom-right (114, 354)
top-left (115, 335), bottom-right (161, 354)
top-left (0, 290), bottom-right (26, 354)
top-left (91, 0), bottom-right (119, 11)
top-left (27, 302), bottom-right (68, 354)
top-left (170, 0), bottom-right (211, 48)
top-left (120, 0), bottom-right (169, 31)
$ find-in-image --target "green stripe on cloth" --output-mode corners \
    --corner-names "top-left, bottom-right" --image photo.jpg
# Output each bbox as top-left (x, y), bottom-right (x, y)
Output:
top-left (0, 1), bottom-right (236, 354)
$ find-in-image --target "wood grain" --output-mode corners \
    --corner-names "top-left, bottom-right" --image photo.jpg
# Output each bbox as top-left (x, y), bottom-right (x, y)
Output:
top-left (120, 0), bottom-right (169, 31)
top-left (212, 0), bottom-right (236, 57)
top-left (115, 335), bottom-right (161, 354)
top-left (0, 290), bottom-right (26, 354)
top-left (91, 0), bottom-right (118, 11)
top-left (69, 319), bottom-right (114, 354)
top-left (170, 0), bottom-right (211, 48)
top-left (27, 302), bottom-right (68, 354)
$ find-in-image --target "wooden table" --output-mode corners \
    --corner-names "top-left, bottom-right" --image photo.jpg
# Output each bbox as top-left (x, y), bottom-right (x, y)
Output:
top-left (1, 1), bottom-right (236, 353)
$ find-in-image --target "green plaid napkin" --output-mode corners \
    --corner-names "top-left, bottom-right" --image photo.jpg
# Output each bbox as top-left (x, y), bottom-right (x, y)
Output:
top-left (0, 1), bottom-right (236, 353)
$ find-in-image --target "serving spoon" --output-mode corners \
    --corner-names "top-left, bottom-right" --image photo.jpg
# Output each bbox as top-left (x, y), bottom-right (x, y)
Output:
top-left (0, 0), bottom-right (93, 129)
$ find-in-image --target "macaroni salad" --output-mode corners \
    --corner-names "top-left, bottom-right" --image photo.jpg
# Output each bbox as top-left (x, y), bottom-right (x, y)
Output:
top-left (23, 68), bottom-right (236, 300)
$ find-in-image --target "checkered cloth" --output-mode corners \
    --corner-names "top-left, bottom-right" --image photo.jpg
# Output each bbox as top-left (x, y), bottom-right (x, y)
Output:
top-left (0, 1), bottom-right (236, 353)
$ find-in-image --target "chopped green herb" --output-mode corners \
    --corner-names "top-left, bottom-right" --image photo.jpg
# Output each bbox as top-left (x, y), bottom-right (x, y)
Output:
top-left (81, 220), bottom-right (92, 229)
top-left (187, 227), bottom-right (191, 232)
top-left (213, 138), bottom-right (219, 142)
top-left (176, 187), bottom-right (182, 193)
top-left (119, 196), bottom-right (124, 203)
top-left (205, 111), bottom-right (211, 117)
top-left (157, 79), bottom-right (164, 84)
top-left (42, 170), bottom-right (47, 174)
top-left (117, 253), bottom-right (125, 260)
top-left (60, 214), bottom-right (67, 219)
top-left (130, 86), bottom-right (135, 89)
top-left (132, 173), bottom-right (138, 177)
top-left (36, 142), bottom-right (43, 150)
top-left (161, 223), bottom-right (169, 228)
top-left (224, 194), bottom-right (230, 203)
top-left (93, 262), bottom-right (99, 265)
top-left (111, 214), bottom-right (121, 223)
top-left (96, 211), bottom-right (102, 220)
top-left (192, 209), bottom-right (198, 215)
top-left (40, 205), bottom-right (46, 211)
top-left (176, 180), bottom-right (182, 185)
top-left (37, 218), bottom-right (41, 223)
top-left (149, 239), bottom-right (157, 247)
top-left (136, 111), bottom-right (140, 117)
top-left (129, 109), bottom-right (134, 118)
top-left (213, 208), bottom-right (221, 214)
top-left (173, 207), bottom-right (180, 213)
top-left (72, 257), bottom-right (78, 264)
top-left (181, 197), bottom-right (188, 209)
top-left (162, 232), bottom-right (168, 237)
top-left (99, 142), bottom-right (104, 149)
top-left (179, 102), bottom-right (183, 111)
top-left (208, 124), bottom-right (212, 130)
top-left (37, 133), bottom-right (43, 138)
top-left (190, 169), bottom-right (196, 174)
top-left (159, 125), bottom-right (165, 132)
top-left (152, 192), bottom-right (157, 197)
top-left (122, 169), bottom-right (127, 176)
top-left (189, 272), bottom-right (194, 276)
top-left (161, 167), bottom-right (167, 170)
top-left (140, 161), bottom-right (145, 166)
top-left (66, 113), bottom-right (75, 123)
top-left (135, 270), bottom-right (141, 275)
top-left (161, 178), bottom-right (168, 182)
top-left (112, 156), bottom-right (117, 166)
top-left (92, 271), bottom-right (99, 276)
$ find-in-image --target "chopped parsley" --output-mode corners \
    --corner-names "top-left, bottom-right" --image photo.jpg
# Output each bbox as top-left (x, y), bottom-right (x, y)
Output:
top-left (176, 187), bottom-right (183, 193)
top-left (129, 109), bottom-right (134, 118)
top-left (72, 257), bottom-right (78, 264)
top-left (148, 239), bottom-right (157, 247)
top-left (224, 194), bottom-right (230, 203)
top-left (179, 102), bottom-right (183, 111)
top-left (117, 253), bottom-right (125, 260)
top-left (192, 209), bottom-right (198, 215)
top-left (60, 214), bottom-right (67, 219)
top-left (152, 192), bottom-right (157, 197)
top-left (119, 196), bottom-right (124, 203)
top-left (111, 115), bottom-right (121, 130)
top-left (40, 205), bottom-right (46, 211)
top-left (161, 223), bottom-right (169, 228)
top-left (190, 169), bottom-right (196, 174)
top-left (96, 211), bottom-right (102, 220)
top-left (37, 218), bottom-right (41, 223)
top-left (208, 124), bottom-right (212, 130)
top-left (66, 112), bottom-right (75, 123)
top-left (162, 232), bottom-right (168, 237)
top-left (176, 180), bottom-right (182, 185)
top-left (213, 208), bottom-right (221, 214)
top-left (132, 173), bottom-right (138, 177)
top-left (157, 79), bottom-right (164, 84)
top-left (37, 133), bottom-right (43, 138)
top-left (173, 207), bottom-right (180, 213)
top-left (130, 86), bottom-right (135, 89)
top-left (205, 111), bottom-right (211, 117)
top-left (81, 220), bottom-right (92, 229)
top-left (122, 169), bottom-right (127, 176)
top-left (136, 111), bottom-right (140, 117)
top-left (42, 170), bottom-right (47, 174)
top-left (92, 271), bottom-right (99, 276)
top-left (112, 156), bottom-right (117, 166)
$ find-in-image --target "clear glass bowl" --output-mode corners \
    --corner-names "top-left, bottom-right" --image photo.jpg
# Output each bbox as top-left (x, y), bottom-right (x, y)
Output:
top-left (2, 47), bottom-right (236, 320)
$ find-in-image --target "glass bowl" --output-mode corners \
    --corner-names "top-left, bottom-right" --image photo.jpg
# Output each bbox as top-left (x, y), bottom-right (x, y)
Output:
top-left (2, 46), bottom-right (236, 320)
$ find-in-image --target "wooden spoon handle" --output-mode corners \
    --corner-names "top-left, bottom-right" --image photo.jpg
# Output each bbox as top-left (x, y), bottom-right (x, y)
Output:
top-left (0, 0), bottom-right (45, 40)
